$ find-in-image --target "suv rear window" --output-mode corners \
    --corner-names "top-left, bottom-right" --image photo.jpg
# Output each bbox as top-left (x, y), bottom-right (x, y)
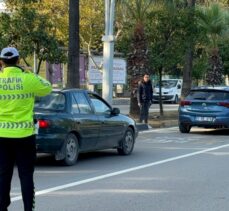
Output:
top-left (186, 90), bottom-right (229, 101)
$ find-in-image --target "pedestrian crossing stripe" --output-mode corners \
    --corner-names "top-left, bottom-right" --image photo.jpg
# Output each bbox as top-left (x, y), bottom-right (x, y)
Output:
top-left (0, 122), bottom-right (34, 129)
top-left (0, 93), bottom-right (34, 100)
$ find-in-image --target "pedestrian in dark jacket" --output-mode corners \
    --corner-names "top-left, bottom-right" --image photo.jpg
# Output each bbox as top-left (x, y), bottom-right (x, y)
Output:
top-left (137, 73), bottom-right (153, 123)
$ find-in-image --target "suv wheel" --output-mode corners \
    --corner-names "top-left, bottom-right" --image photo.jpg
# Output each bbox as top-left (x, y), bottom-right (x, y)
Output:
top-left (179, 123), bottom-right (191, 133)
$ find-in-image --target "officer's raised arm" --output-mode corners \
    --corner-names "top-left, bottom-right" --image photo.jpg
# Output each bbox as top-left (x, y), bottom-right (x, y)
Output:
top-left (30, 74), bottom-right (52, 96)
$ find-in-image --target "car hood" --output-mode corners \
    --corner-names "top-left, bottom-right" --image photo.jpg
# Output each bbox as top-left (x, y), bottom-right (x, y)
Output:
top-left (119, 113), bottom-right (136, 124)
top-left (155, 87), bottom-right (174, 92)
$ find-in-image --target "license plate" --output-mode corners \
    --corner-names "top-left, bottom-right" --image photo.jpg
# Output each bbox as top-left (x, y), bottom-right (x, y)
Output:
top-left (195, 116), bottom-right (215, 122)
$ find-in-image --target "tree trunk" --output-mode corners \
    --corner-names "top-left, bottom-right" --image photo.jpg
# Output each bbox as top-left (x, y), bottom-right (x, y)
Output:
top-left (37, 59), bottom-right (42, 74)
top-left (128, 23), bottom-right (150, 117)
top-left (206, 48), bottom-right (224, 86)
top-left (181, 0), bottom-right (196, 99)
top-left (129, 76), bottom-right (141, 117)
top-left (181, 48), bottom-right (193, 99)
top-left (67, 0), bottom-right (80, 88)
top-left (22, 58), bottom-right (31, 67)
top-left (158, 67), bottom-right (163, 116)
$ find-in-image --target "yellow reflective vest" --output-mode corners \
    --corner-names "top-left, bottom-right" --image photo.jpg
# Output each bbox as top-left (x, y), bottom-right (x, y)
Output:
top-left (0, 66), bottom-right (52, 138)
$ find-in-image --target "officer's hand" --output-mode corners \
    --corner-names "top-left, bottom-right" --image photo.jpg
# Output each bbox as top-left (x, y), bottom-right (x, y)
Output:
top-left (138, 103), bottom-right (141, 107)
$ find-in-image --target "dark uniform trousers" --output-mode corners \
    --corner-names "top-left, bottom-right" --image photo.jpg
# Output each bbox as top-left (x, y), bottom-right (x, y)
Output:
top-left (0, 135), bottom-right (36, 211)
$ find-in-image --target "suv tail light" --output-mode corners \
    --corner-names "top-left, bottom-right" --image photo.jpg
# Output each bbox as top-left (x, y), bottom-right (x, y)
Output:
top-left (38, 120), bottom-right (49, 128)
top-left (218, 102), bottom-right (229, 108)
top-left (180, 100), bottom-right (192, 106)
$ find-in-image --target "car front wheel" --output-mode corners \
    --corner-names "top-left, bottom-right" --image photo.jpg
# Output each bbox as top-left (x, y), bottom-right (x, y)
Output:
top-left (179, 123), bottom-right (191, 133)
top-left (117, 128), bottom-right (135, 155)
top-left (61, 133), bottom-right (79, 166)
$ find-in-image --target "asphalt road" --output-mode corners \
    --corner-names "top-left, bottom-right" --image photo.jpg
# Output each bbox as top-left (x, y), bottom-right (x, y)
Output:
top-left (9, 127), bottom-right (229, 211)
top-left (116, 104), bottom-right (179, 115)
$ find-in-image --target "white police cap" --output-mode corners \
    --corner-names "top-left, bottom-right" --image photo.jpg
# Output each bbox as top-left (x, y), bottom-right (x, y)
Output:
top-left (0, 47), bottom-right (19, 59)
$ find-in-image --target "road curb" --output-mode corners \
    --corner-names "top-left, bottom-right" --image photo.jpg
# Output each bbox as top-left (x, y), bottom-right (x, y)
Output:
top-left (136, 120), bottom-right (178, 131)
top-left (139, 126), bottom-right (178, 133)
top-left (136, 123), bottom-right (152, 131)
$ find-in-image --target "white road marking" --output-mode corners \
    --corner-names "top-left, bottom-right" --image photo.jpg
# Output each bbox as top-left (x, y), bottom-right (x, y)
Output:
top-left (11, 143), bottom-right (229, 202)
top-left (139, 127), bottom-right (178, 134)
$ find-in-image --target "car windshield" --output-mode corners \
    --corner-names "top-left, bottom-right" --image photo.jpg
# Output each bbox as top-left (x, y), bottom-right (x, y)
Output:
top-left (186, 90), bottom-right (229, 101)
top-left (156, 80), bottom-right (178, 88)
top-left (35, 92), bottom-right (65, 110)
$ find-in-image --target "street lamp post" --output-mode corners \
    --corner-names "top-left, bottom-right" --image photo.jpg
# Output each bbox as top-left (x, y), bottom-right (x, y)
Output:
top-left (102, 0), bottom-right (115, 104)
top-left (33, 50), bottom-right (37, 74)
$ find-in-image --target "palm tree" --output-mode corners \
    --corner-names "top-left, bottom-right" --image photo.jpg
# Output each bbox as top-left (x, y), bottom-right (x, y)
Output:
top-left (119, 0), bottom-right (154, 117)
top-left (67, 0), bottom-right (80, 88)
top-left (181, 0), bottom-right (196, 99)
top-left (198, 4), bottom-right (228, 86)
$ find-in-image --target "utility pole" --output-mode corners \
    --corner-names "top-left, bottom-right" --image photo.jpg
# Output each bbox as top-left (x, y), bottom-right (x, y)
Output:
top-left (33, 50), bottom-right (37, 74)
top-left (102, 0), bottom-right (115, 104)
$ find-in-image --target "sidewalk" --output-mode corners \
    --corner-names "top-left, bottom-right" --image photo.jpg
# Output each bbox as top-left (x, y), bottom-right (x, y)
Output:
top-left (113, 97), bottom-right (178, 131)
top-left (137, 119), bottom-right (178, 131)
top-left (112, 97), bottom-right (130, 105)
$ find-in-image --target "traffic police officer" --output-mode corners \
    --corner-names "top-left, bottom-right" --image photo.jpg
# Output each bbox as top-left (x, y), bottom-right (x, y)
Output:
top-left (0, 47), bottom-right (52, 211)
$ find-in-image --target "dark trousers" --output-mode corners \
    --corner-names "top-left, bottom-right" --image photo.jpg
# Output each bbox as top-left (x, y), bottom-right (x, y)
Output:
top-left (139, 101), bottom-right (151, 123)
top-left (0, 135), bottom-right (36, 211)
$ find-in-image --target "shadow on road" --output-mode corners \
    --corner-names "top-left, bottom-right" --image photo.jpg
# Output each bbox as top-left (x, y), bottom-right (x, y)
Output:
top-left (35, 150), bottom-right (119, 167)
top-left (189, 128), bottom-right (229, 136)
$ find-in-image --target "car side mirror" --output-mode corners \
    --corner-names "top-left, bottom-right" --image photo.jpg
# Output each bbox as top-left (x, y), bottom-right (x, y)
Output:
top-left (111, 107), bottom-right (120, 115)
top-left (177, 84), bottom-right (181, 89)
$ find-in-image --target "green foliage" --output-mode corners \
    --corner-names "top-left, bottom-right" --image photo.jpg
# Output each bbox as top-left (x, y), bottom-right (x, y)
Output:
top-left (119, 0), bottom-right (155, 23)
top-left (0, 13), bottom-right (11, 48)
top-left (197, 3), bottom-right (228, 47)
top-left (197, 3), bottom-right (228, 85)
top-left (115, 1), bottom-right (135, 56)
top-left (119, 0), bottom-right (153, 78)
top-left (192, 53), bottom-right (208, 84)
top-left (115, 34), bottom-right (132, 57)
top-left (218, 37), bottom-right (229, 75)
top-left (147, 3), bottom-right (189, 74)
top-left (1, 1), bottom-right (67, 73)
top-left (117, 0), bottom-right (154, 116)
top-left (1, 0), bottom-right (228, 85)
top-left (79, 0), bottom-right (104, 53)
